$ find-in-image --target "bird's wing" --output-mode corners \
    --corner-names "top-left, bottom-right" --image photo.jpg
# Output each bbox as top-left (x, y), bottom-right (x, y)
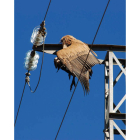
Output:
top-left (57, 42), bottom-right (100, 93)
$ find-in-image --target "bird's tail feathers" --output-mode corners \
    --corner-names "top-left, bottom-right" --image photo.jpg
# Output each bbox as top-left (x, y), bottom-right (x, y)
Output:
top-left (73, 70), bottom-right (90, 95)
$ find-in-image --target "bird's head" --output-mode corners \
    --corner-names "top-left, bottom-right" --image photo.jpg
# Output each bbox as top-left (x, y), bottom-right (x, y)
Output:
top-left (60, 35), bottom-right (76, 48)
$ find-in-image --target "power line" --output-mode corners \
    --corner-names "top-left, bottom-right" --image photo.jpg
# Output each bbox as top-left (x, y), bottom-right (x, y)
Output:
top-left (14, 82), bottom-right (27, 127)
top-left (44, 0), bottom-right (52, 21)
top-left (15, 0), bottom-right (53, 127)
top-left (54, 0), bottom-right (111, 139)
top-left (28, 0), bottom-right (52, 93)
top-left (91, 0), bottom-right (111, 45)
top-left (28, 38), bottom-right (45, 93)
top-left (54, 87), bottom-right (76, 140)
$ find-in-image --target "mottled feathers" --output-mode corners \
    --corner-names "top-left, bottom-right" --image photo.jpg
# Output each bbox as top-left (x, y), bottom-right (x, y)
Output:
top-left (54, 35), bottom-right (100, 94)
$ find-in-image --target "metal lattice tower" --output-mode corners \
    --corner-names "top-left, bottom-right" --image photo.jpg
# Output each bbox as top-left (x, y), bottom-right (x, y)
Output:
top-left (33, 44), bottom-right (126, 140)
top-left (104, 50), bottom-right (126, 140)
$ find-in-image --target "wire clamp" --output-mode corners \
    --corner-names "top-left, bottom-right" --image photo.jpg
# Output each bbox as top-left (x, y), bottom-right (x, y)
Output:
top-left (25, 72), bottom-right (31, 84)
top-left (39, 21), bottom-right (46, 37)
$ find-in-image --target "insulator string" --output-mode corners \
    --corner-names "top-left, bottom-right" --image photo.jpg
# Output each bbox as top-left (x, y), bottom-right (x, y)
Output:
top-left (28, 37), bottom-right (45, 93)
top-left (15, 0), bottom-right (52, 126)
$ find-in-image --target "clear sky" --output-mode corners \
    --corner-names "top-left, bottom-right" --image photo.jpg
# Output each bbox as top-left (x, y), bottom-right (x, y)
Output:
top-left (14, 0), bottom-right (126, 140)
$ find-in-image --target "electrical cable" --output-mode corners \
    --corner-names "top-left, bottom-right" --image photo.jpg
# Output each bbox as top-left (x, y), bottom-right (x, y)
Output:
top-left (28, 0), bottom-right (52, 93)
top-left (15, 0), bottom-right (52, 127)
top-left (14, 82), bottom-right (27, 127)
top-left (28, 37), bottom-right (45, 93)
top-left (91, 0), bottom-right (110, 45)
top-left (54, 0), bottom-right (111, 139)
top-left (44, 0), bottom-right (52, 21)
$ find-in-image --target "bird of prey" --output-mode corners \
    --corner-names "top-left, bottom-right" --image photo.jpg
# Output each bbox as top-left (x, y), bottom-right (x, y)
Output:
top-left (54, 35), bottom-right (100, 94)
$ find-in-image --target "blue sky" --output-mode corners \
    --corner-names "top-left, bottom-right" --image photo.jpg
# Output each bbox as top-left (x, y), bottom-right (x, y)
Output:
top-left (14, 0), bottom-right (126, 140)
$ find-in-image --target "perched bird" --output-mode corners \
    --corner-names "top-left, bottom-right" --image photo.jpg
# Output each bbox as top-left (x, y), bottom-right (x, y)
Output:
top-left (54, 35), bottom-right (100, 94)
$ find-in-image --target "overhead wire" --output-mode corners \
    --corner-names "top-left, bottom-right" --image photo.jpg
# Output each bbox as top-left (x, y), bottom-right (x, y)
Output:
top-left (54, 0), bottom-right (111, 139)
top-left (44, 0), bottom-right (52, 21)
top-left (14, 82), bottom-right (27, 127)
top-left (14, 0), bottom-right (52, 127)
top-left (28, 0), bottom-right (52, 93)
top-left (28, 37), bottom-right (45, 93)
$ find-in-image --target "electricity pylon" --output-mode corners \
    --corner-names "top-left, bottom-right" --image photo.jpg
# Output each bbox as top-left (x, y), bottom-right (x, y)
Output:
top-left (33, 44), bottom-right (126, 140)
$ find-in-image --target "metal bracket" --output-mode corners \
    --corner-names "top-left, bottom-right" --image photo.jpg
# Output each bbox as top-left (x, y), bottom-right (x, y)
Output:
top-left (25, 72), bottom-right (31, 84)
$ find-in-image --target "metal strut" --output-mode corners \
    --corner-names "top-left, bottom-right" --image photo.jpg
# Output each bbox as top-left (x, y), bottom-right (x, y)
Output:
top-left (104, 51), bottom-right (126, 140)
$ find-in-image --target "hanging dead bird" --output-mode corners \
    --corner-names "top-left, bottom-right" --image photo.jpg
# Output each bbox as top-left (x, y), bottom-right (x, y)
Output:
top-left (54, 35), bottom-right (101, 94)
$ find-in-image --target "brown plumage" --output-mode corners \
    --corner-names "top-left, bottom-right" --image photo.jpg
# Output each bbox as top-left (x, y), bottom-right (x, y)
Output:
top-left (54, 35), bottom-right (100, 94)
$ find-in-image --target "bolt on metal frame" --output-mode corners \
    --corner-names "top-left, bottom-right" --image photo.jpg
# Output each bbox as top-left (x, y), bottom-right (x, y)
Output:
top-left (104, 51), bottom-right (126, 140)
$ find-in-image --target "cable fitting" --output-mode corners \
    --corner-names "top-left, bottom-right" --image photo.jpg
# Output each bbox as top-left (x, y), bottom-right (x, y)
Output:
top-left (25, 72), bottom-right (31, 83)
top-left (30, 50), bottom-right (35, 57)
top-left (39, 21), bottom-right (46, 37)
top-left (30, 22), bottom-right (47, 46)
